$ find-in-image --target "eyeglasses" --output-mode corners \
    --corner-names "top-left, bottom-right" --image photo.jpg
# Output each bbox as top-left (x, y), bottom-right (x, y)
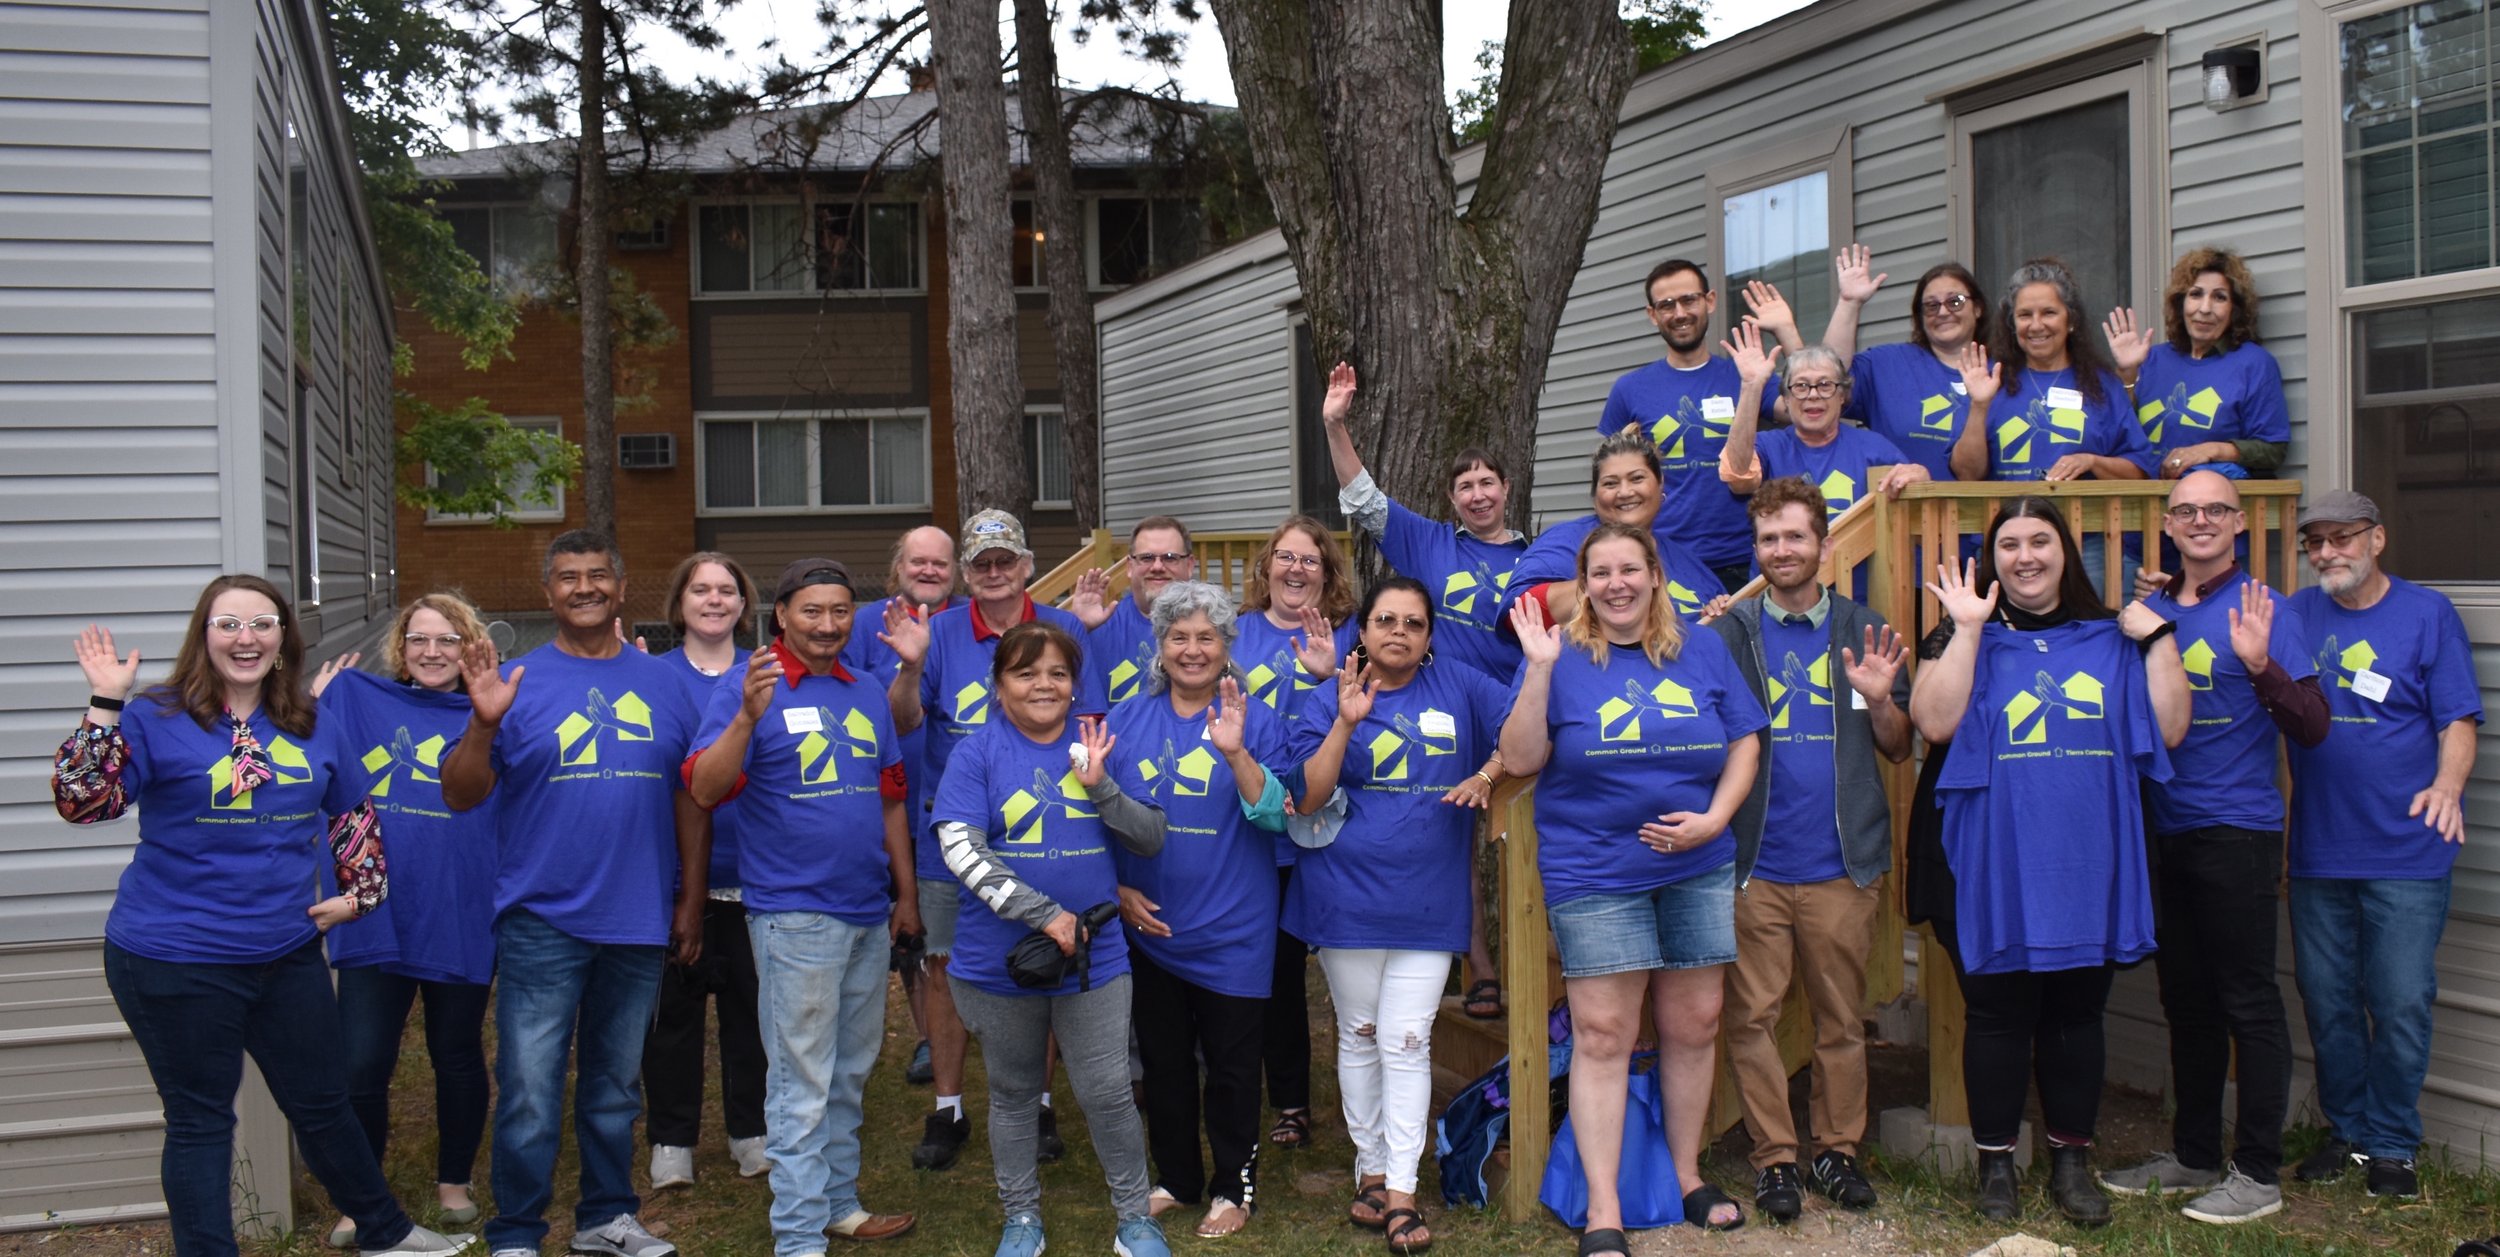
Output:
top-left (1367, 613), bottom-right (1429, 633)
top-left (1919, 294), bottom-right (1972, 316)
top-left (402, 633), bottom-right (465, 651)
top-left (968, 555), bottom-right (1022, 574)
top-left (1271, 551), bottom-right (1323, 571)
top-left (1788, 379), bottom-right (1843, 399)
top-left (208, 615), bottom-right (282, 636)
top-left (2299, 525), bottom-right (2375, 556)
top-left (1647, 293), bottom-right (1708, 314)
top-left (2164, 502), bottom-right (2242, 523)
top-left (1129, 550), bottom-right (1191, 567)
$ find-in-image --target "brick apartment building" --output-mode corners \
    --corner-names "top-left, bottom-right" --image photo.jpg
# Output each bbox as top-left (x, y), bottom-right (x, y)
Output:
top-left (395, 87), bottom-right (1217, 628)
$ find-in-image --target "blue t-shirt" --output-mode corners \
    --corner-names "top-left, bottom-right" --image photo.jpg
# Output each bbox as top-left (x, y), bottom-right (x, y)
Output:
top-left (1980, 367), bottom-right (2157, 481)
top-left (479, 645), bottom-right (699, 946)
top-left (917, 598), bottom-right (1107, 841)
top-left (1233, 610), bottom-right (1355, 867)
top-left (2145, 570), bottom-right (2312, 836)
top-left (1374, 498), bottom-right (1527, 680)
top-left (1753, 613), bottom-right (1847, 884)
top-left (1108, 690), bottom-right (1287, 997)
top-left (1601, 356), bottom-right (1783, 567)
top-left (659, 649), bottom-right (743, 891)
top-left (693, 649), bottom-right (903, 924)
top-left (1514, 632), bottom-right (1768, 905)
top-left (1847, 342), bottom-right (1971, 482)
top-left (105, 696), bottom-right (366, 964)
top-left (2133, 341), bottom-right (2290, 467)
top-left (1091, 595), bottom-right (1160, 707)
top-left (929, 719), bottom-right (1131, 997)
top-left (844, 594), bottom-right (963, 879)
top-left (1753, 425), bottom-right (1913, 518)
top-left (2287, 578), bottom-right (2485, 879)
top-left (1935, 620), bottom-right (2169, 975)
top-left (1496, 513), bottom-right (1724, 634)
top-left (317, 670), bottom-right (499, 984)
top-left (1283, 660), bottom-right (1508, 952)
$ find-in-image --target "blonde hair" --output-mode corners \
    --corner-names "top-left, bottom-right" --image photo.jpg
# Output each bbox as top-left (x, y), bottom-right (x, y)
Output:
top-left (1561, 523), bottom-right (1684, 667)
top-left (383, 591), bottom-right (491, 679)
top-left (1241, 516), bottom-right (1357, 622)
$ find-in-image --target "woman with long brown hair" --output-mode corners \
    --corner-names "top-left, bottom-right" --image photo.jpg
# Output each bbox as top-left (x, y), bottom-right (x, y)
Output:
top-left (53, 574), bottom-right (467, 1256)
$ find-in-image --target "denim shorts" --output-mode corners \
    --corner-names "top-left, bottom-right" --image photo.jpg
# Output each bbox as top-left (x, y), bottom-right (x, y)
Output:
top-left (917, 877), bottom-right (962, 958)
top-left (1547, 862), bottom-right (1737, 978)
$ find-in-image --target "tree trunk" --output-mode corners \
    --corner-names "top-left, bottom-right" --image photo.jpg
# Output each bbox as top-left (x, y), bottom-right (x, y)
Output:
top-left (929, 0), bottom-right (1028, 520)
top-left (1012, 0), bottom-right (1100, 530)
top-left (1206, 0), bottom-right (1632, 540)
top-left (575, 0), bottom-right (616, 539)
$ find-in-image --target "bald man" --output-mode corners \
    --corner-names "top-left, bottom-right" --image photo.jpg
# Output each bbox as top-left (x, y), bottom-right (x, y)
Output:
top-left (2100, 471), bottom-right (2326, 1223)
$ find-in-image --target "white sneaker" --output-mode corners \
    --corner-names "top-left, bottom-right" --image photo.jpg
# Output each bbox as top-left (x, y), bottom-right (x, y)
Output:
top-left (648, 1144), bottom-right (694, 1191)
top-left (489, 1249), bottom-right (537, 1257)
top-left (570, 1213), bottom-right (676, 1257)
top-left (359, 1225), bottom-right (477, 1255)
top-left (729, 1134), bottom-right (768, 1178)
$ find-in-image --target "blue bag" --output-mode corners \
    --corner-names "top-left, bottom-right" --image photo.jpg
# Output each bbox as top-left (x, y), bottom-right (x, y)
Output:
top-left (1538, 1052), bottom-right (1684, 1228)
top-left (1433, 1057), bottom-right (1510, 1207)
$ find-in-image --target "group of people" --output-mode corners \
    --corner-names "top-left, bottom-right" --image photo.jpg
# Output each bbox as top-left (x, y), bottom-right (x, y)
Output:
top-left (56, 242), bottom-right (2477, 1257)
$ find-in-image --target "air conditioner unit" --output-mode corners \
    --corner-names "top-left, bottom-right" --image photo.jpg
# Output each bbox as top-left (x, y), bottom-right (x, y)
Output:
top-left (616, 221), bottom-right (670, 251)
top-left (618, 433), bottom-right (676, 469)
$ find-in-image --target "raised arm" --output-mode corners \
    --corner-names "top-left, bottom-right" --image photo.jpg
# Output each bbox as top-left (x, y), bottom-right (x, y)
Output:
top-left (440, 637), bottom-right (517, 811)
top-left (1719, 319), bottom-right (1781, 493)
top-left (1074, 717), bottom-right (1165, 857)
top-left (1910, 558), bottom-right (1996, 742)
top-left (1821, 244), bottom-right (1887, 359)
top-left (880, 599), bottom-right (930, 736)
top-left (1295, 654), bottom-right (1375, 813)
top-left (2119, 601), bottom-right (2191, 748)
top-left (1948, 344), bottom-right (1999, 482)
top-left (1496, 598), bottom-right (1562, 775)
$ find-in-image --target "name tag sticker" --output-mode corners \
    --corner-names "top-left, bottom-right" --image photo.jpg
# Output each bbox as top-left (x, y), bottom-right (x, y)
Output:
top-left (1851, 689), bottom-right (1868, 710)
top-left (2351, 667), bottom-right (2393, 703)
top-left (1419, 710), bottom-right (1457, 739)
top-left (1701, 395), bottom-right (1738, 421)
top-left (782, 707), bottom-right (823, 734)
top-left (1951, 382), bottom-right (1969, 395)
top-left (2045, 387), bottom-right (2084, 411)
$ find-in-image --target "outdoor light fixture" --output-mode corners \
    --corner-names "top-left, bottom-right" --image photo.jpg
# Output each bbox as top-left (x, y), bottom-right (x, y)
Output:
top-left (2203, 45), bottom-right (2262, 111)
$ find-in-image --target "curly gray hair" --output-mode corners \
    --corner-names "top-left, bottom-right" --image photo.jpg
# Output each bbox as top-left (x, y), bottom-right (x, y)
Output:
top-left (1144, 580), bottom-right (1248, 696)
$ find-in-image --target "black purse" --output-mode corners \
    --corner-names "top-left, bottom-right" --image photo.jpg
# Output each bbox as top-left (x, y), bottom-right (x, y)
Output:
top-left (1007, 901), bottom-right (1121, 992)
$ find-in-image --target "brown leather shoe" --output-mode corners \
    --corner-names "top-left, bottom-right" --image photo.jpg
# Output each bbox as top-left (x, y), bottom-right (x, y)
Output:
top-left (832, 1211), bottom-right (917, 1241)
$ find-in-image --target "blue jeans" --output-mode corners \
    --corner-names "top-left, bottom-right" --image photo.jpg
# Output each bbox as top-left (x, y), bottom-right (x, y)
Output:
top-left (2289, 876), bottom-right (2450, 1160)
top-left (748, 911), bottom-right (888, 1257)
top-left (104, 939), bottom-right (412, 1257)
top-left (335, 967), bottom-right (492, 1186)
top-left (485, 911), bottom-right (664, 1252)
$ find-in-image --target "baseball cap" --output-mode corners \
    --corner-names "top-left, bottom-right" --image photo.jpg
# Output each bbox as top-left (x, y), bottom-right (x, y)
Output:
top-left (773, 558), bottom-right (853, 603)
top-left (961, 509), bottom-right (1030, 563)
top-left (2296, 489), bottom-right (2383, 532)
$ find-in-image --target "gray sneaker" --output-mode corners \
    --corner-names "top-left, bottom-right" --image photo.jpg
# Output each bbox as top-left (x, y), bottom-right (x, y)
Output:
top-left (570, 1214), bottom-right (675, 1257)
top-left (359, 1226), bottom-right (476, 1255)
top-left (2099, 1150), bottom-right (2221, 1197)
top-left (2180, 1168), bottom-right (2284, 1225)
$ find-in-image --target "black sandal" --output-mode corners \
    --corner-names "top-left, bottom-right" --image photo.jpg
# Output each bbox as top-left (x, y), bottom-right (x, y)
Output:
top-left (1683, 1182), bottom-right (1746, 1232)
top-left (1270, 1107), bottom-right (1312, 1148)
top-left (1462, 979), bottom-right (1503, 1019)
top-left (1577, 1227), bottom-right (1628, 1256)
top-left (1348, 1183), bottom-right (1388, 1230)
top-left (1381, 1206), bottom-right (1432, 1254)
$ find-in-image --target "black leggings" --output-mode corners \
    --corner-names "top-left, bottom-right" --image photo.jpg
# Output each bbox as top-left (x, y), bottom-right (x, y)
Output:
top-left (1263, 865), bottom-right (1311, 1112)
top-left (1936, 922), bottom-right (2115, 1150)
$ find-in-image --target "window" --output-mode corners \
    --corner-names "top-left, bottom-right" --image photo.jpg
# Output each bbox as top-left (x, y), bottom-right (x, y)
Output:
top-left (2350, 295), bottom-right (2500, 581)
top-left (2343, 2), bottom-right (2500, 285)
top-left (1012, 199), bottom-right (1045, 288)
top-left (1953, 67), bottom-right (2154, 324)
top-left (428, 416), bottom-right (565, 524)
top-left (1707, 127), bottom-right (1849, 343)
top-left (443, 204), bottom-right (558, 298)
top-left (1289, 321), bottom-right (1346, 529)
top-left (1025, 409), bottom-right (1070, 506)
top-left (699, 413), bottom-right (928, 511)
top-left (695, 201), bottom-right (920, 294)
top-left (1092, 196), bottom-right (1206, 287)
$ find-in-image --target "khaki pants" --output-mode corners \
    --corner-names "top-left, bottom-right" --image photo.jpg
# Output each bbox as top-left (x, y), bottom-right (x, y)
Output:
top-left (1724, 877), bottom-right (1879, 1169)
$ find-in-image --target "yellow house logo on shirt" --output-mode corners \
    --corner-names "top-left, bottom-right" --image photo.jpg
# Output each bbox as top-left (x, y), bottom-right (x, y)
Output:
top-left (1140, 738), bottom-right (1216, 799)
top-left (1919, 393), bottom-right (1960, 431)
top-left (1995, 400), bottom-right (2086, 466)
top-left (1442, 565), bottom-right (1515, 618)
top-left (360, 727), bottom-right (443, 798)
top-left (797, 707), bottom-right (881, 785)
top-left (210, 735), bottom-right (311, 810)
top-left (951, 680), bottom-right (991, 728)
top-left (2181, 637), bottom-right (2217, 692)
top-left (1646, 397), bottom-right (1730, 460)
top-left (1366, 708), bottom-right (1458, 780)
top-left (1000, 768), bottom-right (1096, 844)
top-left (1106, 643), bottom-right (1154, 705)
top-left (1244, 648), bottom-right (1321, 711)
top-left (1768, 650), bottom-right (1833, 729)
top-left (2314, 637), bottom-right (2377, 688)
top-left (1816, 470), bottom-right (1859, 516)
top-left (554, 688), bottom-right (653, 767)
top-left (1598, 678), bottom-right (1699, 743)
top-left (2002, 670), bottom-right (2106, 745)
top-left (2138, 383), bottom-right (2221, 445)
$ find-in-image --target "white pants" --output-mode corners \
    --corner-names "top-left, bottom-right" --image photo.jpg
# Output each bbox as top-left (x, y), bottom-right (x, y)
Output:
top-left (1317, 948), bottom-right (1448, 1194)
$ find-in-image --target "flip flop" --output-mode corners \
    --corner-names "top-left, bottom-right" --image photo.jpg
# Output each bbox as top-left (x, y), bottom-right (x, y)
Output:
top-left (1382, 1206), bottom-right (1432, 1254)
top-left (1349, 1183), bottom-right (1389, 1230)
top-left (1683, 1181), bottom-right (1746, 1231)
top-left (1462, 979), bottom-right (1503, 1019)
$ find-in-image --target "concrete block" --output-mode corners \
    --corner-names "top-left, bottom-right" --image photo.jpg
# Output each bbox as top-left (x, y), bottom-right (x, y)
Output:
top-left (1878, 1106), bottom-right (2033, 1175)
top-left (1870, 995), bottom-right (1926, 1047)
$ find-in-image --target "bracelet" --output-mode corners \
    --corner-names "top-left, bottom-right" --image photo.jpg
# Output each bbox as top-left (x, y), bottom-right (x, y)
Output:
top-left (2135, 620), bottom-right (2177, 651)
top-left (1473, 770), bottom-right (1495, 788)
top-left (88, 694), bottom-right (125, 712)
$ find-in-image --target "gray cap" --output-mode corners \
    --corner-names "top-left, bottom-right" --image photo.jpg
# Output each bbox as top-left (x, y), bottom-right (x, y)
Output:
top-left (2296, 489), bottom-right (2382, 531)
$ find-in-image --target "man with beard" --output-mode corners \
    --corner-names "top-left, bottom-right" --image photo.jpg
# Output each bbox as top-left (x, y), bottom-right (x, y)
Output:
top-left (1600, 259), bottom-right (1785, 592)
top-left (2281, 491), bottom-right (2480, 1203)
top-left (1073, 516), bottom-right (1200, 704)
top-left (442, 530), bottom-right (704, 1257)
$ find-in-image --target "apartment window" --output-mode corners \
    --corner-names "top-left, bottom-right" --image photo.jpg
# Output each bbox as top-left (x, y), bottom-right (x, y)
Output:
top-left (1708, 128), bottom-right (1850, 343)
top-left (1953, 66), bottom-right (2154, 324)
top-left (700, 413), bottom-right (928, 511)
top-left (1012, 199), bottom-right (1045, 288)
top-left (2350, 295), bottom-right (2500, 581)
top-left (1092, 196), bottom-right (1205, 287)
top-left (815, 202), bottom-right (921, 290)
top-left (444, 204), bottom-right (558, 298)
top-left (696, 201), bottom-right (920, 294)
top-left (1025, 408), bottom-right (1071, 507)
top-left (697, 203), bottom-right (809, 293)
top-left (427, 415), bottom-right (565, 524)
top-left (2343, 2), bottom-right (2500, 285)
